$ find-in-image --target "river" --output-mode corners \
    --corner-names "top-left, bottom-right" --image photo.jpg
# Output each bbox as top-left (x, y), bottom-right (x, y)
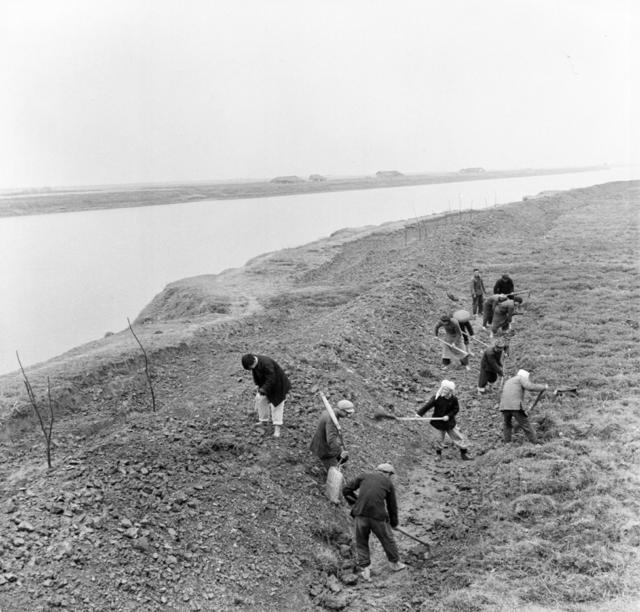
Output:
top-left (0, 167), bottom-right (637, 375)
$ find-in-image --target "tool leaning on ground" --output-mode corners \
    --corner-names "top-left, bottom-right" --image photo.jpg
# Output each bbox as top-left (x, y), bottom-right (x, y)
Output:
top-left (319, 392), bottom-right (347, 504)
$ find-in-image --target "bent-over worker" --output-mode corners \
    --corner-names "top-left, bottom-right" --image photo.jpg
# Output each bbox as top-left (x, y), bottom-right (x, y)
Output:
top-left (499, 369), bottom-right (548, 444)
top-left (310, 399), bottom-right (354, 471)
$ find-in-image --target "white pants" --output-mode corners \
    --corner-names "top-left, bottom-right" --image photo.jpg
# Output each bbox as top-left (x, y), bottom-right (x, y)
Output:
top-left (255, 393), bottom-right (284, 426)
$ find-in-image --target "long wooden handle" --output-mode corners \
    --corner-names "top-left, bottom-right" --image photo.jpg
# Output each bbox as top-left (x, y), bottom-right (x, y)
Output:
top-left (435, 337), bottom-right (469, 356)
top-left (397, 417), bottom-right (447, 421)
top-left (319, 392), bottom-right (345, 447)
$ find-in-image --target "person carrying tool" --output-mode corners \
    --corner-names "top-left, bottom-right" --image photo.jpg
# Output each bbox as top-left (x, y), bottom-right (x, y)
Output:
top-left (470, 268), bottom-right (486, 317)
top-left (453, 310), bottom-right (475, 353)
top-left (310, 399), bottom-right (354, 472)
top-left (500, 368), bottom-right (549, 444)
top-left (416, 380), bottom-right (471, 460)
top-left (342, 463), bottom-right (406, 581)
top-left (477, 338), bottom-right (507, 394)
top-left (241, 353), bottom-right (291, 438)
top-left (493, 273), bottom-right (515, 297)
top-left (434, 313), bottom-right (470, 370)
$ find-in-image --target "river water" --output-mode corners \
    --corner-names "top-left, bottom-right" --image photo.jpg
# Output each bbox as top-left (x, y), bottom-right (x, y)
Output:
top-left (0, 167), bottom-right (637, 375)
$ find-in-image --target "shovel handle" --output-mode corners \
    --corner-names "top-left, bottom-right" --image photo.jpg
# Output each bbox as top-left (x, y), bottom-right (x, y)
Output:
top-left (397, 417), bottom-right (447, 421)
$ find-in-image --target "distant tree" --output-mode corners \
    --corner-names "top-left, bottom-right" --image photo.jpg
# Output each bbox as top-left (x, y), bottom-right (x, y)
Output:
top-left (16, 352), bottom-right (54, 469)
top-left (127, 318), bottom-right (156, 412)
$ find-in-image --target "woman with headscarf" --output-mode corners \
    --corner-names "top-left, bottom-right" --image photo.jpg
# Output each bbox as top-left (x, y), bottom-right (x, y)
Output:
top-left (416, 380), bottom-right (471, 460)
top-left (434, 314), bottom-right (470, 370)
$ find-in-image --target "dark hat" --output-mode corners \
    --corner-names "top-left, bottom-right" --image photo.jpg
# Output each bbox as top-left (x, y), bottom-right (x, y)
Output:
top-left (241, 354), bottom-right (257, 369)
top-left (440, 314), bottom-right (450, 322)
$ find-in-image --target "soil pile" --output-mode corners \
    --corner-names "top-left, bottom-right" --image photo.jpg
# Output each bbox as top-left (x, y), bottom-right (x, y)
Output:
top-left (0, 181), bottom-right (638, 611)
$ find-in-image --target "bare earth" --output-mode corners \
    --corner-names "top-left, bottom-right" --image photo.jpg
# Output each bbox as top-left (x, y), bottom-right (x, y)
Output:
top-left (0, 180), bottom-right (638, 611)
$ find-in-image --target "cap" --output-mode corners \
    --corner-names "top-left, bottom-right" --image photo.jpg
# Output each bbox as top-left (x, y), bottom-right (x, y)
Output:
top-left (336, 399), bottom-right (355, 414)
top-left (376, 463), bottom-right (395, 475)
top-left (241, 354), bottom-right (257, 369)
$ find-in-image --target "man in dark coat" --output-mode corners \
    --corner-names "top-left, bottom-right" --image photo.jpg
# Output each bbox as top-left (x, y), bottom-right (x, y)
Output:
top-left (310, 399), bottom-right (354, 471)
top-left (477, 339), bottom-right (507, 393)
top-left (241, 353), bottom-right (291, 438)
top-left (342, 463), bottom-right (406, 581)
top-left (493, 273), bottom-right (515, 297)
top-left (416, 380), bottom-right (471, 460)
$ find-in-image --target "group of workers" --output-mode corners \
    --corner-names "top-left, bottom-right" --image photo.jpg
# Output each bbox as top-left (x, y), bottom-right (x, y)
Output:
top-left (239, 268), bottom-right (548, 582)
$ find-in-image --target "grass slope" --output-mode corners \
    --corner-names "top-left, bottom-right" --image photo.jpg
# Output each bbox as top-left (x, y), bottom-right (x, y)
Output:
top-left (0, 181), bottom-right (638, 611)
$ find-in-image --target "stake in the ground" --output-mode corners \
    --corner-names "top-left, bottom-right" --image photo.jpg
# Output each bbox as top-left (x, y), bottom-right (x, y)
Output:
top-left (127, 317), bottom-right (157, 412)
top-left (16, 351), bottom-right (54, 469)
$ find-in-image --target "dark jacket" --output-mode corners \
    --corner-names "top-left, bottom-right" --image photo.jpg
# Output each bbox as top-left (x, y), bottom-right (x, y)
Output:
top-left (342, 471), bottom-right (398, 527)
top-left (493, 277), bottom-right (514, 296)
top-left (480, 346), bottom-right (504, 376)
top-left (251, 355), bottom-right (291, 406)
top-left (309, 412), bottom-right (342, 460)
top-left (417, 394), bottom-right (459, 431)
top-left (458, 320), bottom-right (474, 343)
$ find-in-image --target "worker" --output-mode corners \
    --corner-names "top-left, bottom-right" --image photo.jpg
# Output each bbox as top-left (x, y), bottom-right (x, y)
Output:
top-left (434, 314), bottom-right (469, 370)
top-left (343, 463), bottom-right (406, 581)
top-left (470, 269), bottom-right (487, 317)
top-left (493, 273), bottom-right (514, 297)
top-left (499, 369), bottom-right (549, 444)
top-left (310, 400), bottom-right (354, 472)
top-left (416, 380), bottom-right (471, 460)
top-left (477, 339), bottom-right (507, 394)
top-left (241, 353), bottom-right (291, 438)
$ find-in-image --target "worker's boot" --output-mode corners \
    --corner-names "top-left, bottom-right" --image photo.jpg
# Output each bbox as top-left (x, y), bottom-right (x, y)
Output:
top-left (273, 425), bottom-right (281, 438)
top-left (477, 387), bottom-right (486, 394)
top-left (435, 449), bottom-right (442, 461)
top-left (460, 449), bottom-right (472, 461)
top-left (390, 561), bottom-right (407, 572)
top-left (360, 566), bottom-right (371, 582)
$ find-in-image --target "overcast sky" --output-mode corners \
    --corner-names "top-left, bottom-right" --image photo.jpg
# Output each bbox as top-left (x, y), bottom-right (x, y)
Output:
top-left (1, 0), bottom-right (637, 189)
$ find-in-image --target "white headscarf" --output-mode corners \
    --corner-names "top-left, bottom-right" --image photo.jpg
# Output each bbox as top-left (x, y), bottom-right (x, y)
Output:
top-left (517, 369), bottom-right (530, 380)
top-left (436, 380), bottom-right (456, 399)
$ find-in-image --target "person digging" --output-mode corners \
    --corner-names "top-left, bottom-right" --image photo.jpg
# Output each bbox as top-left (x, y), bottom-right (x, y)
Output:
top-left (416, 380), bottom-right (471, 461)
top-left (310, 399), bottom-right (354, 472)
top-left (241, 353), bottom-right (291, 438)
top-left (499, 368), bottom-right (549, 444)
top-left (342, 463), bottom-right (406, 582)
top-left (477, 338), bottom-right (508, 394)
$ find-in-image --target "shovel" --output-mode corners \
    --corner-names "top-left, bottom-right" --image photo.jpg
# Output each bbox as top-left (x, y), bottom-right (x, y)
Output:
top-left (373, 408), bottom-right (446, 422)
top-left (394, 527), bottom-right (432, 548)
top-left (434, 337), bottom-right (469, 357)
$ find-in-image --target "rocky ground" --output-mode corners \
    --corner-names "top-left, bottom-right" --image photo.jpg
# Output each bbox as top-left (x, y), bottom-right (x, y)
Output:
top-left (0, 181), bottom-right (638, 611)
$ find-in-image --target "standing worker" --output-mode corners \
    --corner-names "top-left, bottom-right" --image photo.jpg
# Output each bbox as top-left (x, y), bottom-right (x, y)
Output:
top-left (493, 273), bottom-right (515, 297)
top-left (416, 380), bottom-right (471, 461)
top-left (310, 399), bottom-right (354, 472)
top-left (500, 369), bottom-right (549, 444)
top-left (470, 269), bottom-right (486, 318)
top-left (477, 339), bottom-right (507, 394)
top-left (241, 353), bottom-right (291, 438)
top-left (342, 463), bottom-right (406, 581)
top-left (434, 314), bottom-right (470, 370)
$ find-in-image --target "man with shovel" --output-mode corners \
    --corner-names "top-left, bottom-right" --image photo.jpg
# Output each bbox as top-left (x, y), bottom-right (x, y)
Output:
top-left (500, 368), bottom-right (549, 444)
top-left (416, 380), bottom-right (471, 461)
top-left (342, 463), bottom-right (406, 581)
top-left (477, 338), bottom-right (507, 394)
top-left (310, 399), bottom-right (354, 472)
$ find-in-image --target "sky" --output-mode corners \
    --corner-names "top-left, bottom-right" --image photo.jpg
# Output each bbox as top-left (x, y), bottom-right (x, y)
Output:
top-left (0, 0), bottom-right (638, 189)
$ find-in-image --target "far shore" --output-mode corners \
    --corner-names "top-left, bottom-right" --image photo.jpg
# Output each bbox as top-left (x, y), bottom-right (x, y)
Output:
top-left (0, 165), bottom-right (607, 218)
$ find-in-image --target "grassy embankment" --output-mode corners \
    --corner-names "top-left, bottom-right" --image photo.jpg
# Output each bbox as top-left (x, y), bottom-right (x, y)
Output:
top-left (0, 181), bottom-right (637, 611)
